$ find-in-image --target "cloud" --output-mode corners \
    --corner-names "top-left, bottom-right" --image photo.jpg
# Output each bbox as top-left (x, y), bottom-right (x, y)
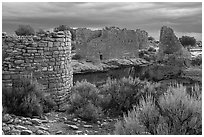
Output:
top-left (2, 2), bottom-right (202, 40)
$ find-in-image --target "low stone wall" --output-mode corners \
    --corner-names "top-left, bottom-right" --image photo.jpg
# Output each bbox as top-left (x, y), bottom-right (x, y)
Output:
top-left (2, 31), bottom-right (73, 104)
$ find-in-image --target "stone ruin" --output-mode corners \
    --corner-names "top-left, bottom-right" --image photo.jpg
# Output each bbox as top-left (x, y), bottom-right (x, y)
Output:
top-left (75, 27), bottom-right (148, 62)
top-left (144, 26), bottom-right (192, 81)
top-left (2, 31), bottom-right (73, 104)
top-left (157, 26), bottom-right (191, 67)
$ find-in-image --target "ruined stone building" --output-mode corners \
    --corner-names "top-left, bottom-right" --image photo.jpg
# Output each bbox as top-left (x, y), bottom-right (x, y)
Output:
top-left (75, 27), bottom-right (148, 62)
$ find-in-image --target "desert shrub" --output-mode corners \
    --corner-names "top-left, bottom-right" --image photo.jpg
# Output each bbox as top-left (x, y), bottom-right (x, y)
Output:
top-left (74, 102), bottom-right (103, 121)
top-left (141, 82), bottom-right (166, 100)
top-left (114, 96), bottom-right (157, 135)
top-left (36, 29), bottom-right (48, 37)
top-left (2, 76), bottom-right (43, 117)
top-left (114, 85), bottom-right (202, 135)
top-left (100, 77), bottom-right (141, 116)
top-left (2, 75), bottom-right (56, 117)
top-left (100, 77), bottom-right (163, 116)
top-left (15, 25), bottom-right (35, 36)
top-left (40, 93), bottom-right (57, 113)
top-left (54, 25), bottom-right (70, 32)
top-left (137, 96), bottom-right (161, 134)
top-left (114, 109), bottom-right (147, 135)
top-left (157, 86), bottom-right (202, 135)
top-left (185, 84), bottom-right (201, 100)
top-left (69, 80), bottom-right (103, 121)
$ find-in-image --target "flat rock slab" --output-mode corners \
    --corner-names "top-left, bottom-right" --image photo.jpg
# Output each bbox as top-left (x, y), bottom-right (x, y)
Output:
top-left (83, 125), bottom-right (93, 128)
top-left (15, 125), bottom-right (28, 130)
top-left (67, 124), bottom-right (79, 130)
top-left (20, 130), bottom-right (33, 135)
top-left (35, 126), bottom-right (49, 131)
top-left (30, 118), bottom-right (42, 125)
top-left (56, 130), bottom-right (63, 134)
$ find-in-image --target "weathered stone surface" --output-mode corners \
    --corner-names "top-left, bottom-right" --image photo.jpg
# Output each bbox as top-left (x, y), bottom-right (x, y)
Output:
top-left (72, 58), bottom-right (149, 74)
top-left (103, 58), bottom-right (133, 66)
top-left (157, 26), bottom-right (191, 65)
top-left (23, 120), bottom-right (33, 125)
top-left (2, 114), bottom-right (12, 123)
top-left (36, 126), bottom-right (49, 131)
top-left (13, 118), bottom-right (22, 124)
top-left (83, 125), bottom-right (93, 128)
top-left (20, 130), bottom-right (33, 135)
top-left (36, 129), bottom-right (44, 135)
top-left (75, 27), bottom-right (148, 62)
top-left (73, 118), bottom-right (78, 122)
top-left (2, 113), bottom-right (53, 135)
top-left (76, 130), bottom-right (83, 134)
top-left (15, 125), bottom-right (28, 130)
top-left (2, 31), bottom-right (73, 105)
top-left (158, 26), bottom-right (183, 54)
top-left (2, 126), bottom-right (10, 132)
top-left (67, 124), bottom-right (79, 130)
top-left (42, 131), bottom-right (50, 135)
top-left (10, 129), bottom-right (21, 135)
top-left (143, 26), bottom-right (192, 81)
top-left (30, 118), bottom-right (42, 125)
top-left (56, 130), bottom-right (63, 134)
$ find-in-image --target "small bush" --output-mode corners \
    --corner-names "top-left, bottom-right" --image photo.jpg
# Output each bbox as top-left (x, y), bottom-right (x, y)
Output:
top-left (100, 77), bottom-right (162, 116)
top-left (15, 25), bottom-right (35, 36)
top-left (2, 75), bottom-right (56, 117)
top-left (69, 80), bottom-right (103, 121)
top-left (40, 93), bottom-right (57, 113)
top-left (74, 102), bottom-right (103, 121)
top-left (54, 25), bottom-right (70, 32)
top-left (36, 29), bottom-right (48, 37)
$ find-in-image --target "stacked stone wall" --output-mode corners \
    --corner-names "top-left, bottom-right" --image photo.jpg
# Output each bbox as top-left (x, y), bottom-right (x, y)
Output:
top-left (2, 31), bottom-right (73, 104)
top-left (75, 27), bottom-right (148, 62)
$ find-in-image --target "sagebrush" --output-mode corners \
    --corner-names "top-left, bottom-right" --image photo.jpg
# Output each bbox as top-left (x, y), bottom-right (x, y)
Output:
top-left (68, 80), bottom-right (103, 121)
top-left (114, 85), bottom-right (202, 135)
top-left (2, 75), bottom-right (56, 117)
top-left (99, 77), bottom-right (164, 116)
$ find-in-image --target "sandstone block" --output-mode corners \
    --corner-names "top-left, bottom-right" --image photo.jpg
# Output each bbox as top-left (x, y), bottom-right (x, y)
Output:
top-left (20, 130), bottom-right (32, 135)
top-left (15, 125), bottom-right (28, 130)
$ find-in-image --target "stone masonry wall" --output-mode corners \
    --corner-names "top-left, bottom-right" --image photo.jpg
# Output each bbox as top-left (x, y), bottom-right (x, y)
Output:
top-left (2, 31), bottom-right (73, 104)
top-left (75, 27), bottom-right (148, 62)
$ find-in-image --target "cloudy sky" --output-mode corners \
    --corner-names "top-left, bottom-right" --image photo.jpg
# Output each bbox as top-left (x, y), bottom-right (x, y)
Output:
top-left (2, 2), bottom-right (202, 40)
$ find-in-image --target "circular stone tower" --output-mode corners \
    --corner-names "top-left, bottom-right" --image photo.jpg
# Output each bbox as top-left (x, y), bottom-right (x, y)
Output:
top-left (2, 30), bottom-right (73, 105)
